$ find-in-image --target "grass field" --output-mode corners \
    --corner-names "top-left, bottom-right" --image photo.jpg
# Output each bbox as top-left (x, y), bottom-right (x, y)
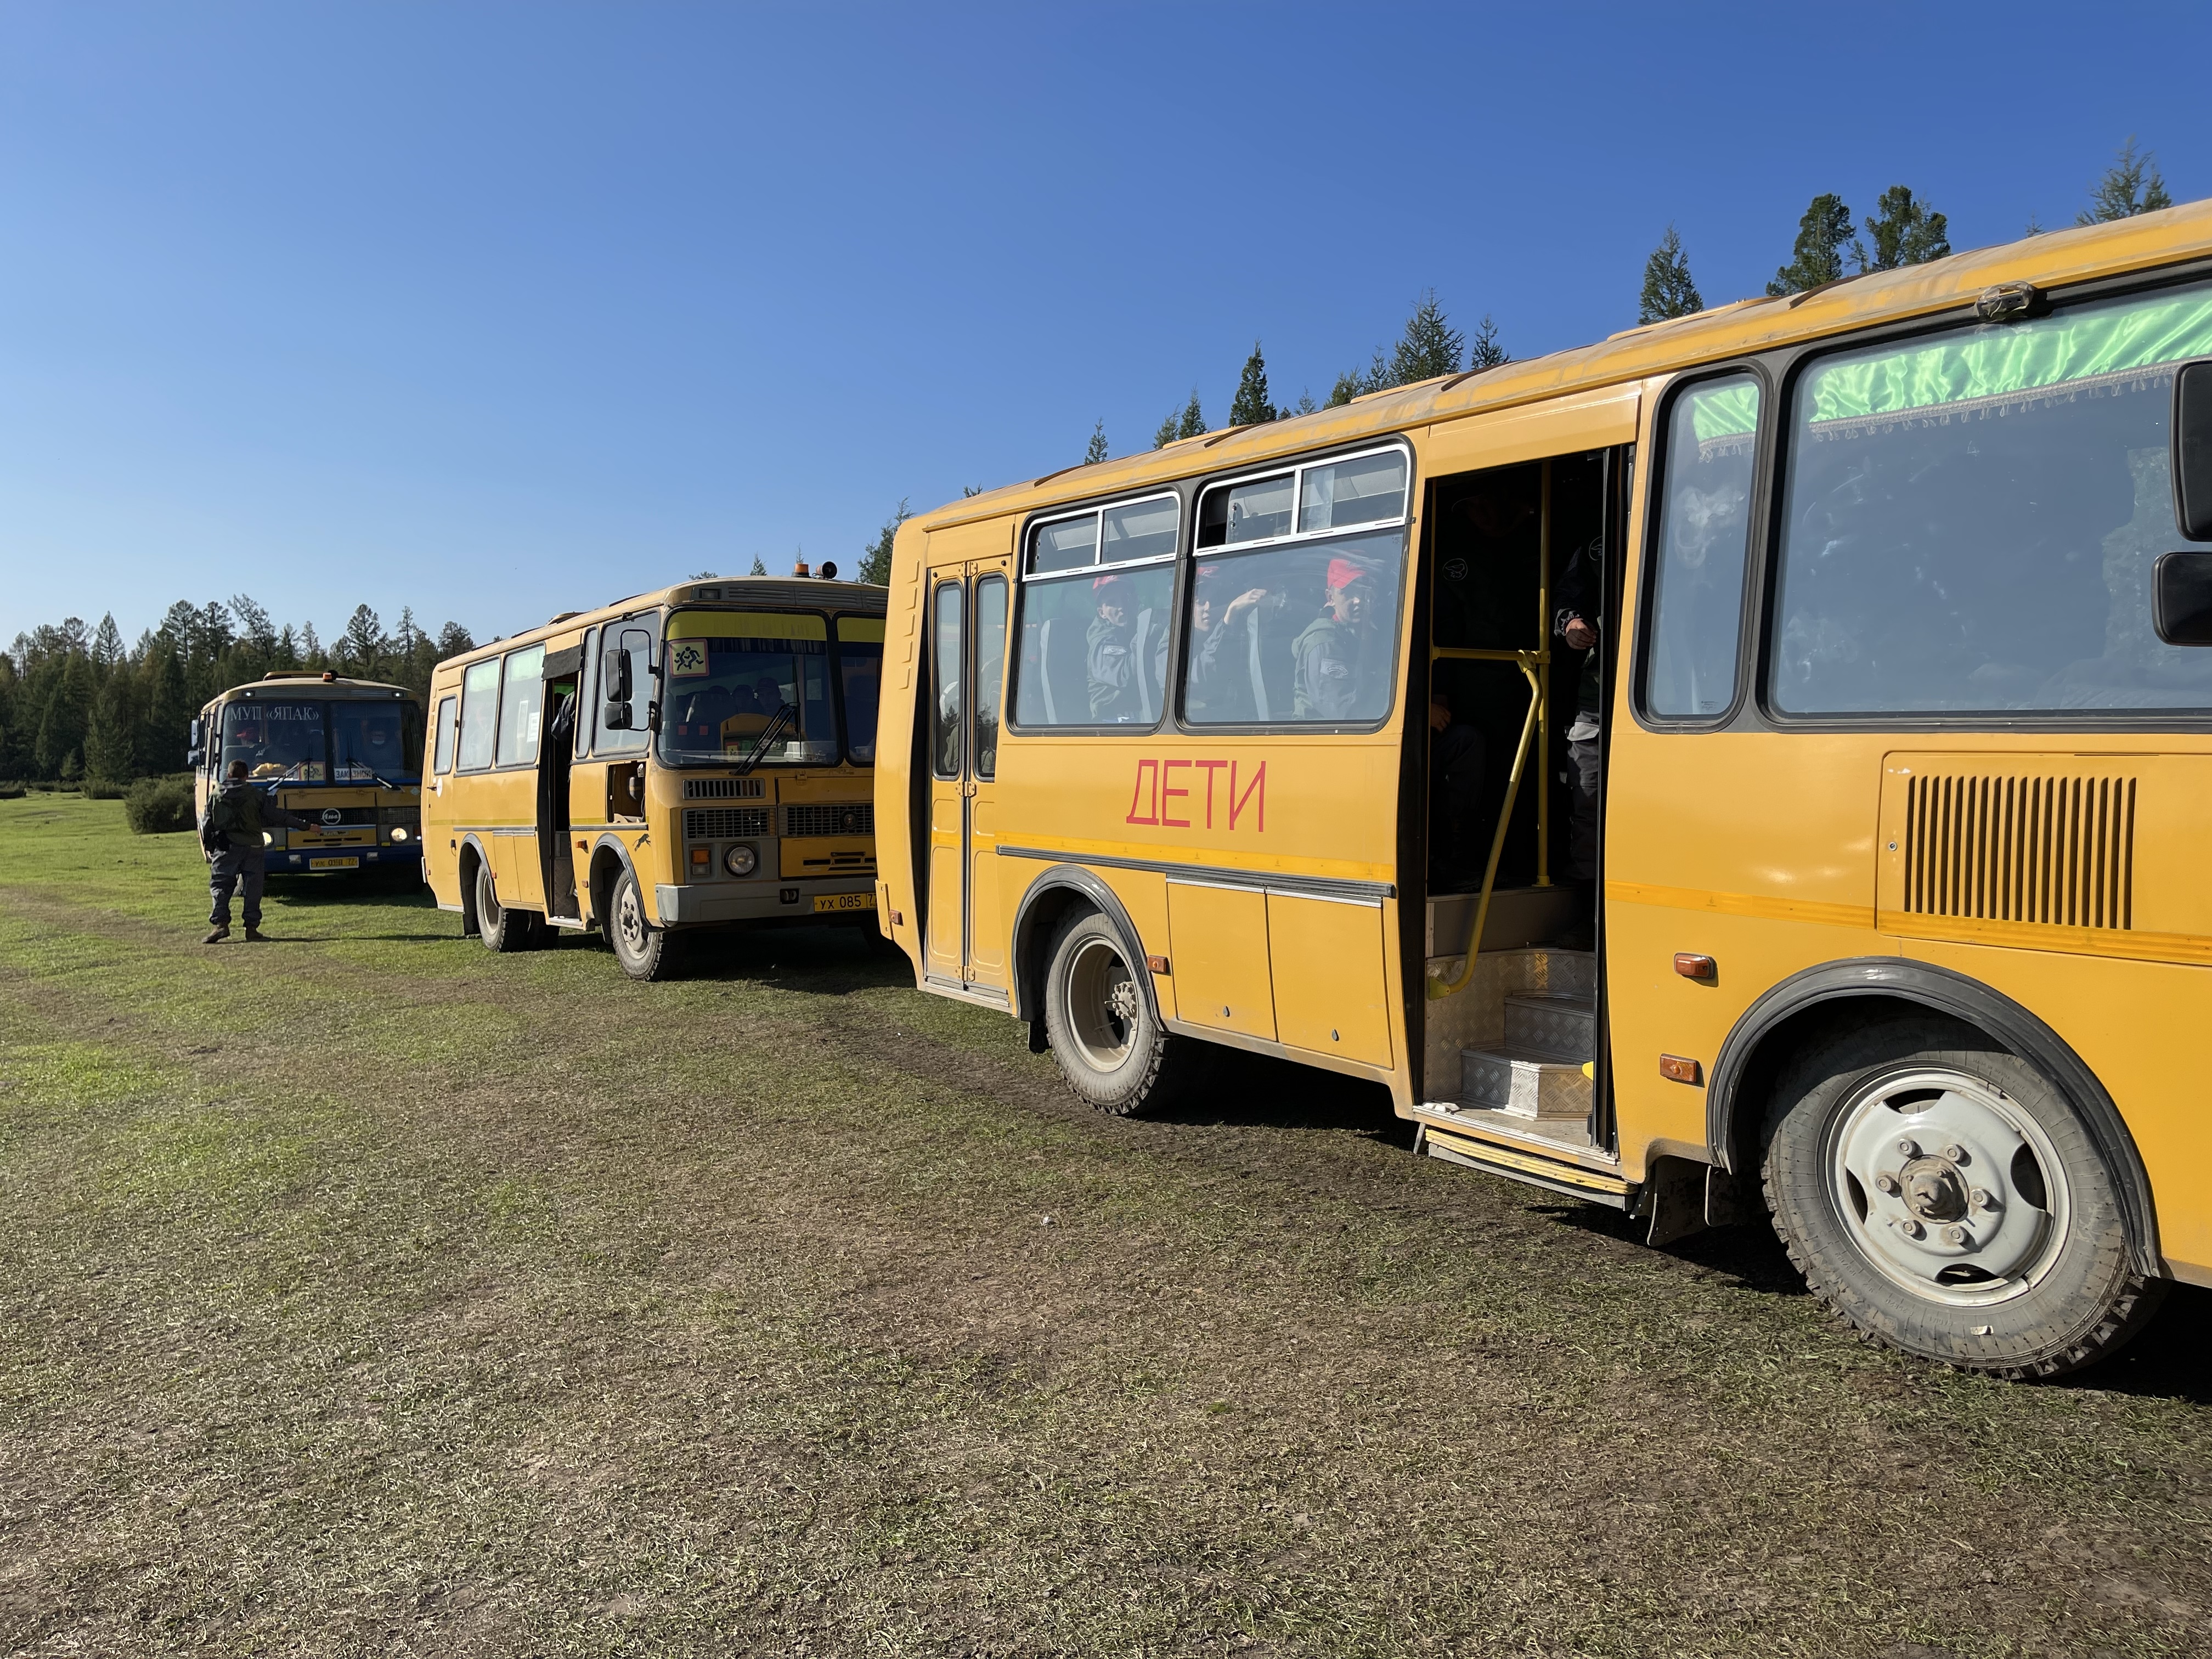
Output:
top-left (2, 794), bottom-right (2208, 1657)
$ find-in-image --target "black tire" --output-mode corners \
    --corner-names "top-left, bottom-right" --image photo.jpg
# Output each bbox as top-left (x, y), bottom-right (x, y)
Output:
top-left (476, 860), bottom-right (540, 953)
top-left (1762, 1016), bottom-right (2165, 1378)
top-left (1040, 907), bottom-right (1189, 1115)
top-left (605, 866), bottom-right (681, 981)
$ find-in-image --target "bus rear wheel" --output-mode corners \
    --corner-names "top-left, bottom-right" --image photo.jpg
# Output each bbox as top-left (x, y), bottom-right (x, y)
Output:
top-left (606, 866), bottom-right (680, 981)
top-left (476, 861), bottom-right (540, 953)
top-left (1762, 1018), bottom-right (2164, 1378)
top-left (1042, 908), bottom-right (1183, 1115)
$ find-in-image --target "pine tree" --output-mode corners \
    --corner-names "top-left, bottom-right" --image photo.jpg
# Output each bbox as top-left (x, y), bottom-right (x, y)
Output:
top-left (1855, 185), bottom-right (1950, 272)
top-left (1230, 343), bottom-right (1277, 427)
top-left (90, 613), bottom-right (124, 669)
top-left (1466, 314), bottom-right (1508, 370)
top-left (857, 499), bottom-right (911, 586)
top-left (142, 643), bottom-right (192, 774)
top-left (1390, 291), bottom-right (1464, 385)
top-left (435, 622), bottom-right (475, 661)
top-left (2079, 136), bottom-right (2174, 224)
top-left (748, 555), bottom-right (769, 575)
top-left (1085, 420), bottom-right (1109, 464)
top-left (84, 668), bottom-right (138, 782)
top-left (1767, 194), bottom-right (1855, 296)
top-left (231, 594), bottom-right (277, 652)
top-left (35, 652), bottom-right (93, 779)
top-left (1638, 225), bottom-right (1705, 323)
top-left (337, 605), bottom-right (385, 678)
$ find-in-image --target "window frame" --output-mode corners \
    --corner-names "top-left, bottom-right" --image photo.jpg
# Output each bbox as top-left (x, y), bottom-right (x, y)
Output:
top-left (1007, 487), bottom-right (1187, 736)
top-left (432, 694), bottom-right (460, 775)
top-left (1629, 364), bottom-right (1775, 733)
top-left (1175, 437), bottom-right (1418, 736)
top-left (493, 642), bottom-right (547, 770)
top-left (1751, 266), bottom-right (2212, 732)
top-left (929, 579), bottom-right (965, 778)
top-left (455, 656), bottom-right (503, 773)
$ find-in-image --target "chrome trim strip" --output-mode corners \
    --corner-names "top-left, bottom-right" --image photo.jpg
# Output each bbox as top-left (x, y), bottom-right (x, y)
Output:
top-left (996, 843), bottom-right (1392, 902)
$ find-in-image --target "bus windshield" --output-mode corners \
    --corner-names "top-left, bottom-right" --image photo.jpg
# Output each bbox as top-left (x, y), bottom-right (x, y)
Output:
top-left (222, 700), bottom-right (328, 781)
top-left (332, 699), bottom-right (424, 783)
top-left (659, 611), bottom-right (838, 767)
top-left (836, 616), bottom-right (884, 764)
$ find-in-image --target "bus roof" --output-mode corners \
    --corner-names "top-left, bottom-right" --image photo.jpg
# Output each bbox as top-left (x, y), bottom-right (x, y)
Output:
top-left (208, 674), bottom-right (416, 705)
top-left (433, 577), bottom-right (890, 678)
top-left (915, 199), bottom-right (2212, 534)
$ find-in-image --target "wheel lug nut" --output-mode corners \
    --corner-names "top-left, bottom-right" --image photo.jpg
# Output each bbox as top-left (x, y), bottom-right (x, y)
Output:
top-left (1970, 1188), bottom-right (1993, 1210)
top-left (1898, 1139), bottom-right (1920, 1158)
top-left (1945, 1225), bottom-right (1969, 1245)
top-left (1943, 1144), bottom-right (1967, 1164)
top-left (1900, 1218), bottom-right (1925, 1239)
top-left (1875, 1173), bottom-right (1900, 1196)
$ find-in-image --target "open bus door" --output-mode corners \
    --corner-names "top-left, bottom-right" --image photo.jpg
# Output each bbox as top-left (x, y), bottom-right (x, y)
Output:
top-left (539, 640), bottom-right (583, 922)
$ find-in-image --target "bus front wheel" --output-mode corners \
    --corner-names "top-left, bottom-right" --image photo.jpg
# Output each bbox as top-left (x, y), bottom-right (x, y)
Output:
top-left (1762, 1018), bottom-right (2164, 1378)
top-left (606, 867), bottom-right (680, 981)
top-left (1042, 909), bottom-right (1182, 1115)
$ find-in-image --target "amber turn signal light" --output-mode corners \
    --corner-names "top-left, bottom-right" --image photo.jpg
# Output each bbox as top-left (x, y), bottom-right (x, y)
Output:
top-left (1659, 1053), bottom-right (1702, 1085)
top-left (1147, 954), bottom-right (1171, 974)
top-left (1674, 952), bottom-right (1716, 980)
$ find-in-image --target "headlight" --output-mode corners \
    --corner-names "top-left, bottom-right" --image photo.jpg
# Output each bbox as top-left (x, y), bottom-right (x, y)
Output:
top-left (262, 831), bottom-right (273, 845)
top-left (390, 826), bottom-right (409, 842)
top-left (724, 843), bottom-right (758, 877)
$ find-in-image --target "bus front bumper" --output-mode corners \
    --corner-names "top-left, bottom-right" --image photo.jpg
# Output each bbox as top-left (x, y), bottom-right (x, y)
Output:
top-left (273, 844), bottom-right (422, 872)
top-left (654, 881), bottom-right (875, 928)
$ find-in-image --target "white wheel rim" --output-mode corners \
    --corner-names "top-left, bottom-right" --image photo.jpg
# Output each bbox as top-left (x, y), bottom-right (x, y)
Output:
top-left (615, 883), bottom-right (646, 956)
top-left (1826, 1065), bottom-right (2072, 1308)
top-left (479, 869), bottom-right (500, 927)
top-left (1062, 936), bottom-right (1137, 1072)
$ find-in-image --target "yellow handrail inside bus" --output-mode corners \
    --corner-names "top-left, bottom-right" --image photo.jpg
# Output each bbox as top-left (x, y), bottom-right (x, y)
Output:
top-left (1426, 650), bottom-right (1542, 1000)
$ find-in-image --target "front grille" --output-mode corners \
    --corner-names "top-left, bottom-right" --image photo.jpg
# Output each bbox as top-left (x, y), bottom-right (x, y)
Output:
top-left (684, 806), bottom-right (772, 840)
top-left (1903, 772), bottom-right (2136, 929)
top-left (289, 805), bottom-right (377, 827)
top-left (784, 801), bottom-right (873, 838)
top-left (685, 777), bottom-right (766, 800)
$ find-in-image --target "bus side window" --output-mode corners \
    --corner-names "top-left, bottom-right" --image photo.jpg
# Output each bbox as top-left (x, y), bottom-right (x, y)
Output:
top-left (432, 696), bottom-right (458, 774)
top-left (932, 582), bottom-right (963, 777)
top-left (496, 644), bottom-right (546, 768)
top-left (458, 658), bottom-right (500, 771)
top-left (1641, 374), bottom-right (1761, 721)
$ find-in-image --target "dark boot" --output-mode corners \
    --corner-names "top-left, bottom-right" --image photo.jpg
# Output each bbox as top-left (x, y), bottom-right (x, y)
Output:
top-left (244, 927), bottom-right (269, 942)
top-left (202, 925), bottom-right (229, 944)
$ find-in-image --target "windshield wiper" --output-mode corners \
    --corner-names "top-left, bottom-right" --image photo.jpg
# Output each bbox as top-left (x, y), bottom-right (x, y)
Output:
top-left (733, 703), bottom-right (794, 776)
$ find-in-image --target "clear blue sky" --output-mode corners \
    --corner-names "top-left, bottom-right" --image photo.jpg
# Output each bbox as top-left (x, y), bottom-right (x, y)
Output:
top-left (5, 1), bottom-right (2209, 649)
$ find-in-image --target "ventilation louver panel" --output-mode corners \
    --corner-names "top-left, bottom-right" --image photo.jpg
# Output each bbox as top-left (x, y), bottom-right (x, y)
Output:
top-left (1902, 773), bottom-right (2135, 930)
top-left (684, 777), bottom-right (766, 800)
top-left (684, 806), bottom-right (771, 840)
top-left (784, 802), bottom-right (874, 838)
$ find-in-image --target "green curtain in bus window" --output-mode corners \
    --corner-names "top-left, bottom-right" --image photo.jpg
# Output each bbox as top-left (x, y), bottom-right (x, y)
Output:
top-left (1774, 280), bottom-right (2212, 713)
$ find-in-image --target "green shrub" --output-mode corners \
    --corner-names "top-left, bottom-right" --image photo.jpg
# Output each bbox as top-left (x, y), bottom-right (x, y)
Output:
top-left (0, 781), bottom-right (24, 800)
top-left (125, 776), bottom-right (198, 835)
top-left (82, 777), bottom-right (128, 800)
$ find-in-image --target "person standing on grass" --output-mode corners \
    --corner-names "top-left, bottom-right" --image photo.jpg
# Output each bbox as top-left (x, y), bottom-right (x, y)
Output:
top-left (199, 759), bottom-right (315, 944)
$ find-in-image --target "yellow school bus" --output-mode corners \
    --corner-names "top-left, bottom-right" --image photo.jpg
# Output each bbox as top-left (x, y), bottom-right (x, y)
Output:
top-left (878, 204), bottom-right (2212, 1376)
top-left (190, 673), bottom-right (425, 873)
top-left (423, 576), bottom-right (887, 977)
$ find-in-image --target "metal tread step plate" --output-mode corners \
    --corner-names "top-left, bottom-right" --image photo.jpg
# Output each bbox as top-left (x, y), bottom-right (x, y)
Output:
top-left (1501, 991), bottom-right (1594, 1062)
top-left (1460, 1043), bottom-right (1595, 1120)
top-left (1416, 1121), bottom-right (1632, 1208)
top-left (1414, 1100), bottom-right (1612, 1167)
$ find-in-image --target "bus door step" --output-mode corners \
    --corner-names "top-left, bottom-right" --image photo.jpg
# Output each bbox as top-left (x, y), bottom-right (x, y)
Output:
top-left (1415, 1120), bottom-right (1632, 1210)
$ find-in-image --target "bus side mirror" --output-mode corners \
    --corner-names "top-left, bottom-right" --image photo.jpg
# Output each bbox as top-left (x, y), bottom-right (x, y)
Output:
top-left (601, 642), bottom-right (633, 727)
top-left (2153, 552), bottom-right (2212, 646)
top-left (2175, 360), bottom-right (2212, 541)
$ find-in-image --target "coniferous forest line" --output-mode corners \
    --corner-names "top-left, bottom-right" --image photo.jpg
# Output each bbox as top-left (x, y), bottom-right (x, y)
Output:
top-left (1, 600), bottom-right (472, 789)
top-left (9, 139), bottom-right (2187, 780)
